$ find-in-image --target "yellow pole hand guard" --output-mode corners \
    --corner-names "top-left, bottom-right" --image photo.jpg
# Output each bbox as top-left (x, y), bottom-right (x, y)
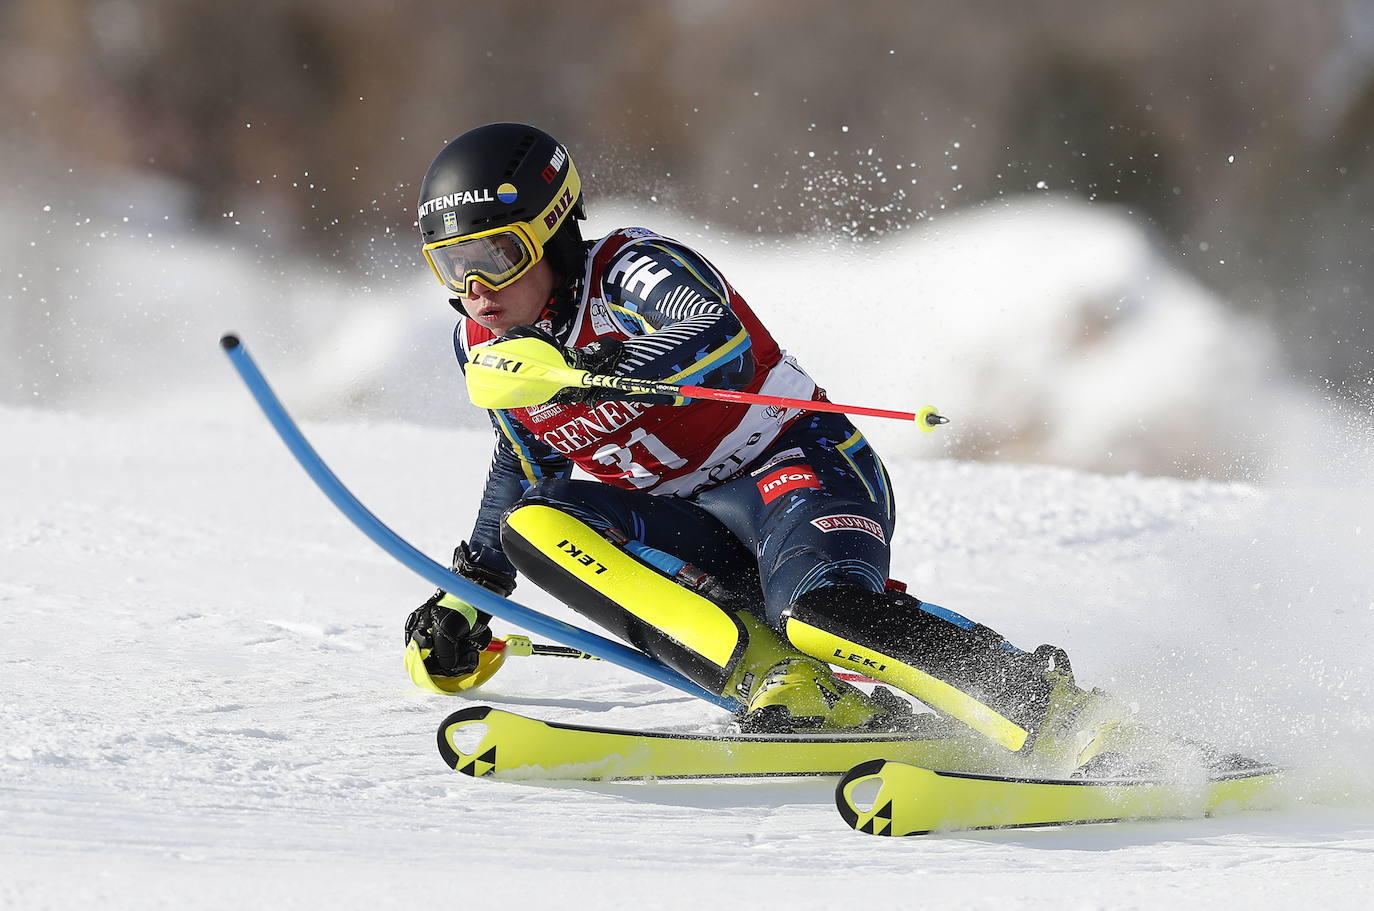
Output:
top-left (405, 639), bottom-right (507, 694)
top-left (465, 336), bottom-right (589, 409)
top-left (464, 335), bottom-right (670, 409)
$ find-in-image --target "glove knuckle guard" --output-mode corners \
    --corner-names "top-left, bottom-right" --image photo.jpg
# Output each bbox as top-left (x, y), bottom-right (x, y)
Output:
top-left (403, 541), bottom-right (511, 680)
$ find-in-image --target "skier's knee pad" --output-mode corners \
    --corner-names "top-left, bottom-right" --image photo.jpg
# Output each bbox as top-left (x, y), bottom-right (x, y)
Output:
top-left (781, 586), bottom-right (1054, 751)
top-left (500, 502), bottom-right (752, 695)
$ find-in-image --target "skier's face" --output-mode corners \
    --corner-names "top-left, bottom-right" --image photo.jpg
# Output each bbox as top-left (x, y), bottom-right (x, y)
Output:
top-left (465, 258), bottom-right (556, 335)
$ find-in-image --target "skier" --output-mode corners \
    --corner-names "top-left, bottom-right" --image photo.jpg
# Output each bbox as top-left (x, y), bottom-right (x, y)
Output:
top-left (403, 122), bottom-right (1120, 769)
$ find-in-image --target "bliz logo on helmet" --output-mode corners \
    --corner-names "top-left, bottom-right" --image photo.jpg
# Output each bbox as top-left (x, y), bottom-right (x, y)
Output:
top-left (543, 187), bottom-right (574, 229)
top-left (542, 146), bottom-right (568, 183)
top-left (418, 188), bottom-right (496, 218)
top-left (757, 465), bottom-right (820, 503)
top-left (810, 514), bottom-right (886, 544)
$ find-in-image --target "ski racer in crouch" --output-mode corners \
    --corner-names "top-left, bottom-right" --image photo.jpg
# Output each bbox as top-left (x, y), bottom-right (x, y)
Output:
top-left (403, 122), bottom-right (1127, 773)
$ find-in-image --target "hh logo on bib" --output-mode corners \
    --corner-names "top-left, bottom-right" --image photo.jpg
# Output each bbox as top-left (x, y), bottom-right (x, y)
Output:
top-left (757, 465), bottom-right (821, 503)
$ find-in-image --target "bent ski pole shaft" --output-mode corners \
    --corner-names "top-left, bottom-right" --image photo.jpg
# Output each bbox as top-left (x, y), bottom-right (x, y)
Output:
top-left (486, 636), bottom-right (881, 684)
top-left (220, 334), bottom-right (735, 711)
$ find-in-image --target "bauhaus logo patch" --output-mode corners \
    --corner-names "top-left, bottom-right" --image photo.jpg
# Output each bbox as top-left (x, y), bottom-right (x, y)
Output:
top-left (757, 465), bottom-right (821, 503)
top-left (810, 513), bottom-right (886, 543)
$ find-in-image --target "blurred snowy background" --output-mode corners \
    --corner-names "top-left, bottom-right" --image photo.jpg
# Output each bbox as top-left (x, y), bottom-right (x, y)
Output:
top-left (3, 0), bottom-right (1372, 481)
top-left (5, 6), bottom-right (1374, 907)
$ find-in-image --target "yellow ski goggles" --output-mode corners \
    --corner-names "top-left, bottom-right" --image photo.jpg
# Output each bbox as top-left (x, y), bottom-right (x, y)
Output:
top-left (422, 223), bottom-right (544, 298)
top-left (422, 157), bottom-right (582, 298)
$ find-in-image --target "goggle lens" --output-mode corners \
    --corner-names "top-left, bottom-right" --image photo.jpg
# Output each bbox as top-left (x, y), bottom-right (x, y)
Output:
top-left (427, 229), bottom-right (535, 294)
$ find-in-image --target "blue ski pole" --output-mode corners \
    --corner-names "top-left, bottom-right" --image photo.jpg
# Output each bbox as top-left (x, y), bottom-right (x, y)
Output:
top-left (220, 334), bottom-right (736, 710)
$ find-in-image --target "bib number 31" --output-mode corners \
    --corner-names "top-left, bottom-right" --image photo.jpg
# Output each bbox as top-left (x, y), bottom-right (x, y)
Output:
top-left (593, 428), bottom-right (687, 488)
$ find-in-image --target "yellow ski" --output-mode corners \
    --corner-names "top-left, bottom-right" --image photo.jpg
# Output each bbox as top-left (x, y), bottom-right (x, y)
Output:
top-left (836, 759), bottom-right (1285, 836)
top-left (437, 706), bottom-right (1006, 781)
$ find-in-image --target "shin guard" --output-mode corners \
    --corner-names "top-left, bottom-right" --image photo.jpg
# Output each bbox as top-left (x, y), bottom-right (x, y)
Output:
top-left (500, 503), bottom-right (797, 702)
top-left (783, 587), bottom-right (1060, 750)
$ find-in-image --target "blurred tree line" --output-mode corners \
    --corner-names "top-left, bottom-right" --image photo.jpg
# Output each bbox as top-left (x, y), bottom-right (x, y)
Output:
top-left (3, 0), bottom-right (1372, 388)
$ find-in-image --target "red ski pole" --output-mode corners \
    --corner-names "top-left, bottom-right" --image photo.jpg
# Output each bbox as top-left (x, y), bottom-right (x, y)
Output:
top-left (674, 384), bottom-right (948, 429)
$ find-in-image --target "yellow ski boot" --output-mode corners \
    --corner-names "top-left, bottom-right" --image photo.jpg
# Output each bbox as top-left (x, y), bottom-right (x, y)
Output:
top-left (738, 656), bottom-right (912, 734)
top-left (1026, 661), bottom-right (1131, 774)
top-left (1023, 647), bottom-right (1199, 777)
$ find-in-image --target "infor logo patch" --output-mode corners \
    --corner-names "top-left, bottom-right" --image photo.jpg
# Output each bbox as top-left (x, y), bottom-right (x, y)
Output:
top-left (757, 465), bottom-right (821, 503)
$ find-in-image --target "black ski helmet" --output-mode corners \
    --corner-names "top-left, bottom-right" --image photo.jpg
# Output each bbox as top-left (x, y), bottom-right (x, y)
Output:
top-left (418, 123), bottom-right (586, 296)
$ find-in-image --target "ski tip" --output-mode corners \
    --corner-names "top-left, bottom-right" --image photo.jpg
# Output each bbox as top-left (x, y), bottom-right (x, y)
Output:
top-left (835, 759), bottom-right (896, 835)
top-left (220, 333), bottom-right (241, 350)
top-left (436, 705), bottom-right (497, 772)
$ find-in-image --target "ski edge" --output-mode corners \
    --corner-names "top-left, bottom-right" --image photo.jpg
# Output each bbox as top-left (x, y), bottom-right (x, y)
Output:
top-left (436, 705), bottom-right (993, 782)
top-left (835, 758), bottom-right (1287, 837)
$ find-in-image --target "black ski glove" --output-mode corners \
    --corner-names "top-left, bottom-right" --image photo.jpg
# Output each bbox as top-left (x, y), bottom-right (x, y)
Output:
top-left (404, 542), bottom-right (515, 678)
top-left (500, 325), bottom-right (624, 404)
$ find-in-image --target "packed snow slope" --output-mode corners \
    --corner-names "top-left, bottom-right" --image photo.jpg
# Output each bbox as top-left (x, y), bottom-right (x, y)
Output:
top-left (3, 401), bottom-right (1373, 910)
